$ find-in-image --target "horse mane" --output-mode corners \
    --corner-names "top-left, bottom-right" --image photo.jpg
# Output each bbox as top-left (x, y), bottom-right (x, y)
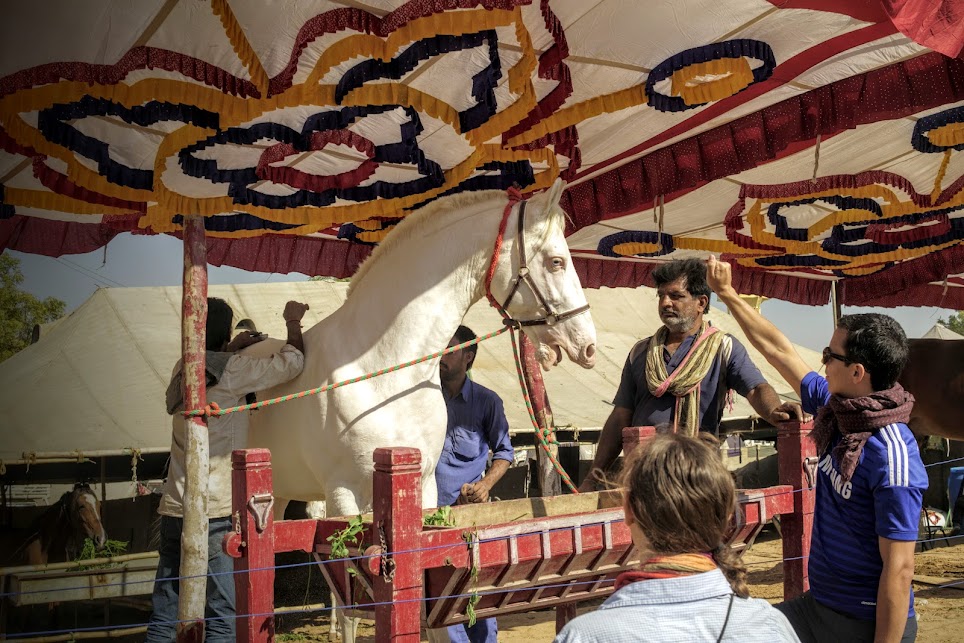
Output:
top-left (347, 188), bottom-right (566, 297)
top-left (347, 190), bottom-right (507, 298)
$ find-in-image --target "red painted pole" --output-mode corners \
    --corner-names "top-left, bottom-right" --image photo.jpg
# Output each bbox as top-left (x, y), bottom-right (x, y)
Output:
top-left (178, 215), bottom-right (208, 643)
top-left (230, 449), bottom-right (276, 643)
top-left (372, 448), bottom-right (423, 642)
top-left (777, 420), bottom-right (815, 600)
top-left (520, 333), bottom-right (561, 497)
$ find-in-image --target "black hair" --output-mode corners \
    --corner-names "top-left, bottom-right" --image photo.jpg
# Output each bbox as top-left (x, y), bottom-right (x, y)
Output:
top-left (207, 298), bottom-right (235, 352)
top-left (452, 324), bottom-right (478, 368)
top-left (651, 259), bottom-right (711, 299)
top-left (838, 313), bottom-right (908, 391)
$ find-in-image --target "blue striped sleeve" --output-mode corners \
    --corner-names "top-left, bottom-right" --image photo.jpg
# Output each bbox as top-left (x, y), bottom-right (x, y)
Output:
top-left (869, 424), bottom-right (926, 541)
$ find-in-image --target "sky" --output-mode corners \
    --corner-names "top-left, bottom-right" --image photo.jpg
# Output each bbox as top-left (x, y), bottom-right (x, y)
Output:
top-left (10, 233), bottom-right (959, 353)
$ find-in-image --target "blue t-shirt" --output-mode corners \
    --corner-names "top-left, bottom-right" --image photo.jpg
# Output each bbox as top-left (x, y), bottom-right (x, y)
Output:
top-left (435, 378), bottom-right (514, 507)
top-left (613, 329), bottom-right (766, 434)
top-left (800, 372), bottom-right (926, 621)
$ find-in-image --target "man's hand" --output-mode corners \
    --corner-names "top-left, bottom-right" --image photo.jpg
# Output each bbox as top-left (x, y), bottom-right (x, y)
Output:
top-left (283, 300), bottom-right (310, 323)
top-left (459, 481), bottom-right (491, 504)
top-left (705, 254), bottom-right (737, 297)
top-left (226, 331), bottom-right (266, 352)
top-left (768, 401), bottom-right (808, 424)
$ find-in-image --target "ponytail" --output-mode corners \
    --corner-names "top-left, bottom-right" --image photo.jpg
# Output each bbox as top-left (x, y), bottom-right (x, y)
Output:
top-left (712, 544), bottom-right (749, 598)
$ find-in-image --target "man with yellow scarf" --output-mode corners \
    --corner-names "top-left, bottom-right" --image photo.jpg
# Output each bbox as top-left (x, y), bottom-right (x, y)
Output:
top-left (581, 259), bottom-right (801, 490)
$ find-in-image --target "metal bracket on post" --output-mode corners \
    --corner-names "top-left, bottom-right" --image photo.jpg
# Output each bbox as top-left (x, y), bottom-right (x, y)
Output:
top-left (247, 493), bottom-right (274, 533)
top-left (803, 457), bottom-right (819, 490)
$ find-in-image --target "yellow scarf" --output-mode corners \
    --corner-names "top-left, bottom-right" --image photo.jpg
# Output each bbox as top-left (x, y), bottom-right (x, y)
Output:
top-left (644, 322), bottom-right (724, 435)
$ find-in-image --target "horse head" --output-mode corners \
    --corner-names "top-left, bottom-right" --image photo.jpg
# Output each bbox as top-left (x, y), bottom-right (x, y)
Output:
top-left (67, 483), bottom-right (107, 552)
top-left (489, 179), bottom-right (597, 370)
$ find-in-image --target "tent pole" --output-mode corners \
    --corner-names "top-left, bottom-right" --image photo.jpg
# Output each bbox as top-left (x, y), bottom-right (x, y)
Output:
top-left (178, 215), bottom-right (209, 643)
top-left (829, 280), bottom-right (842, 329)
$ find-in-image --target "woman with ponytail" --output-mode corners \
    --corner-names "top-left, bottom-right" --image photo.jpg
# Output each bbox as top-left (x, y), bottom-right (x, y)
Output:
top-left (555, 432), bottom-right (799, 642)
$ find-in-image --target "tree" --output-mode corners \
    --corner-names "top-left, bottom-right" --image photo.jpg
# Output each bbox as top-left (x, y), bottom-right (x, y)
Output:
top-left (0, 254), bottom-right (66, 362)
top-left (938, 311), bottom-right (964, 336)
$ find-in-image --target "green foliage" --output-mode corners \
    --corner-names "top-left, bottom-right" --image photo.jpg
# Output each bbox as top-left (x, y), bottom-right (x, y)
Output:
top-left (327, 515), bottom-right (365, 576)
top-left (423, 505), bottom-right (456, 527)
top-left (75, 537), bottom-right (129, 569)
top-left (938, 311), bottom-right (964, 336)
top-left (0, 254), bottom-right (66, 362)
top-left (465, 564), bottom-right (480, 627)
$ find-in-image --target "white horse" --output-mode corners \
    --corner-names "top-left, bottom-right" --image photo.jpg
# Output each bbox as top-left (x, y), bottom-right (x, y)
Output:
top-left (246, 179), bottom-right (596, 521)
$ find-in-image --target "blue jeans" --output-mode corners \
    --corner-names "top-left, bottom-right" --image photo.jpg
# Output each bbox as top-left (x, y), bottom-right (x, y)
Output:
top-left (446, 617), bottom-right (498, 643)
top-left (145, 516), bottom-right (236, 643)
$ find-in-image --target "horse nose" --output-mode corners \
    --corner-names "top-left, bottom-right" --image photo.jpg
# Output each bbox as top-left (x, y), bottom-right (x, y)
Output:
top-left (96, 531), bottom-right (107, 549)
top-left (581, 343), bottom-right (596, 367)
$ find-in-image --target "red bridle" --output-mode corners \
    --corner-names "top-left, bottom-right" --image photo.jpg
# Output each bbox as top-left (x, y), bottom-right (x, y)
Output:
top-left (484, 189), bottom-right (591, 328)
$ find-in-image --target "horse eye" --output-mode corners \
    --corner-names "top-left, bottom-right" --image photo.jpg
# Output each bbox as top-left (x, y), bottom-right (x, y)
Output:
top-left (550, 257), bottom-right (565, 270)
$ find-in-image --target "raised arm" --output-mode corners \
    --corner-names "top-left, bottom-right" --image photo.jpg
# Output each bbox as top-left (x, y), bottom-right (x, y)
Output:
top-left (283, 300), bottom-right (309, 354)
top-left (706, 255), bottom-right (810, 395)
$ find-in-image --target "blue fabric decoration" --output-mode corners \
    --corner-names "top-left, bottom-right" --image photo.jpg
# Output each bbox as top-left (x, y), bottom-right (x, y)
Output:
top-left (911, 105), bottom-right (964, 153)
top-left (597, 230), bottom-right (675, 257)
top-left (171, 213), bottom-right (300, 232)
top-left (37, 97), bottom-right (219, 190)
top-left (645, 39), bottom-right (776, 113)
top-left (179, 105), bottom-right (446, 209)
top-left (336, 30), bottom-right (502, 133)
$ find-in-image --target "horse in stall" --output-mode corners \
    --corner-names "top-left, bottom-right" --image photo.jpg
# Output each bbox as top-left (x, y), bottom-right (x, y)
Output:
top-left (20, 482), bottom-right (107, 566)
top-left (1, 483), bottom-right (107, 632)
top-left (245, 179), bottom-right (597, 521)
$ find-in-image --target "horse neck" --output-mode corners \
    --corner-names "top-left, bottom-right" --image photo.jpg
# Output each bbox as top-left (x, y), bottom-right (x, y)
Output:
top-left (318, 196), bottom-right (508, 368)
top-left (32, 497), bottom-right (72, 562)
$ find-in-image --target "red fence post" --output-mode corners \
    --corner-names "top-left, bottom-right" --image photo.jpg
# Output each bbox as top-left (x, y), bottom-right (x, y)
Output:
top-left (777, 421), bottom-right (815, 600)
top-left (622, 426), bottom-right (657, 455)
top-left (230, 448), bottom-right (276, 643)
top-left (372, 447), bottom-right (423, 642)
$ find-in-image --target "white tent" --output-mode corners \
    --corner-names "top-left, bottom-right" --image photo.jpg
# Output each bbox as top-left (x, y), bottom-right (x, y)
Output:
top-left (921, 324), bottom-right (964, 340)
top-left (0, 282), bottom-right (822, 461)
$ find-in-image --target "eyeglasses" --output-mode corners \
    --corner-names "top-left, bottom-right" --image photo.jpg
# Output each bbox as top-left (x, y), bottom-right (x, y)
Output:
top-left (821, 347), bottom-right (851, 365)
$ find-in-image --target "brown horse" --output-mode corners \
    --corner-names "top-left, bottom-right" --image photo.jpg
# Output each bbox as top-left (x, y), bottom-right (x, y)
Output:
top-left (898, 339), bottom-right (964, 442)
top-left (22, 483), bottom-right (107, 566)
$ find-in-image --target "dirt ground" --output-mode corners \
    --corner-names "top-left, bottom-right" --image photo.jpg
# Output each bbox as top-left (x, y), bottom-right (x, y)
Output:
top-left (275, 530), bottom-right (964, 642)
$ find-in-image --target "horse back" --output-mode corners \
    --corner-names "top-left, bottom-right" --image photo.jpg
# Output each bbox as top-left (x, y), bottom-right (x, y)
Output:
top-left (899, 339), bottom-right (964, 440)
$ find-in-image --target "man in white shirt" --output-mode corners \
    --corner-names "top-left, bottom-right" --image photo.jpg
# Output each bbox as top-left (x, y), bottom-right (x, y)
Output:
top-left (146, 297), bottom-right (308, 642)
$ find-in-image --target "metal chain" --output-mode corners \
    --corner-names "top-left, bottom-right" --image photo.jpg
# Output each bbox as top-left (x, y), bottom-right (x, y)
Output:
top-left (378, 522), bottom-right (396, 582)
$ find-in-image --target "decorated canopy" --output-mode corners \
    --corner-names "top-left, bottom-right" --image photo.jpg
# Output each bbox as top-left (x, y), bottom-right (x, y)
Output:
top-left (2, 0), bottom-right (964, 307)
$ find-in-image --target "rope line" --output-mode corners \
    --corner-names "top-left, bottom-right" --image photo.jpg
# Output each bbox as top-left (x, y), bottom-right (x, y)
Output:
top-left (12, 566), bottom-right (964, 641)
top-left (182, 327), bottom-right (510, 417)
top-left (7, 515), bottom-right (962, 600)
top-left (507, 328), bottom-right (577, 492)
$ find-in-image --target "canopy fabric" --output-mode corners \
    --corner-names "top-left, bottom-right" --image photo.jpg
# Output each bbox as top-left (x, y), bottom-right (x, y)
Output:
top-left (0, 282), bottom-right (821, 461)
top-left (2, 1), bottom-right (964, 306)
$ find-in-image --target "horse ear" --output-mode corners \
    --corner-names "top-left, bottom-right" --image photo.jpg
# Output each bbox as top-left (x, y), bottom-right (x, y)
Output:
top-left (544, 177), bottom-right (566, 211)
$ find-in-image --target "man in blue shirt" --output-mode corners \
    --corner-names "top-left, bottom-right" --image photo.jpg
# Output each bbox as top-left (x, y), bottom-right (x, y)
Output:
top-left (708, 255), bottom-right (925, 643)
top-left (434, 325), bottom-right (513, 642)
top-left (583, 258), bottom-right (799, 490)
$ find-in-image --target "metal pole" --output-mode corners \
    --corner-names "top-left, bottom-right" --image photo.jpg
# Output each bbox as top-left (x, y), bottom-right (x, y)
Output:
top-left (178, 215), bottom-right (209, 642)
top-left (829, 280), bottom-right (842, 328)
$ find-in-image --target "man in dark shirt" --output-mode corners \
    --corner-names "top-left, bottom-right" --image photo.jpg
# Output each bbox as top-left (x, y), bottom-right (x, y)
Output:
top-left (582, 259), bottom-right (800, 490)
top-left (432, 325), bottom-right (513, 643)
